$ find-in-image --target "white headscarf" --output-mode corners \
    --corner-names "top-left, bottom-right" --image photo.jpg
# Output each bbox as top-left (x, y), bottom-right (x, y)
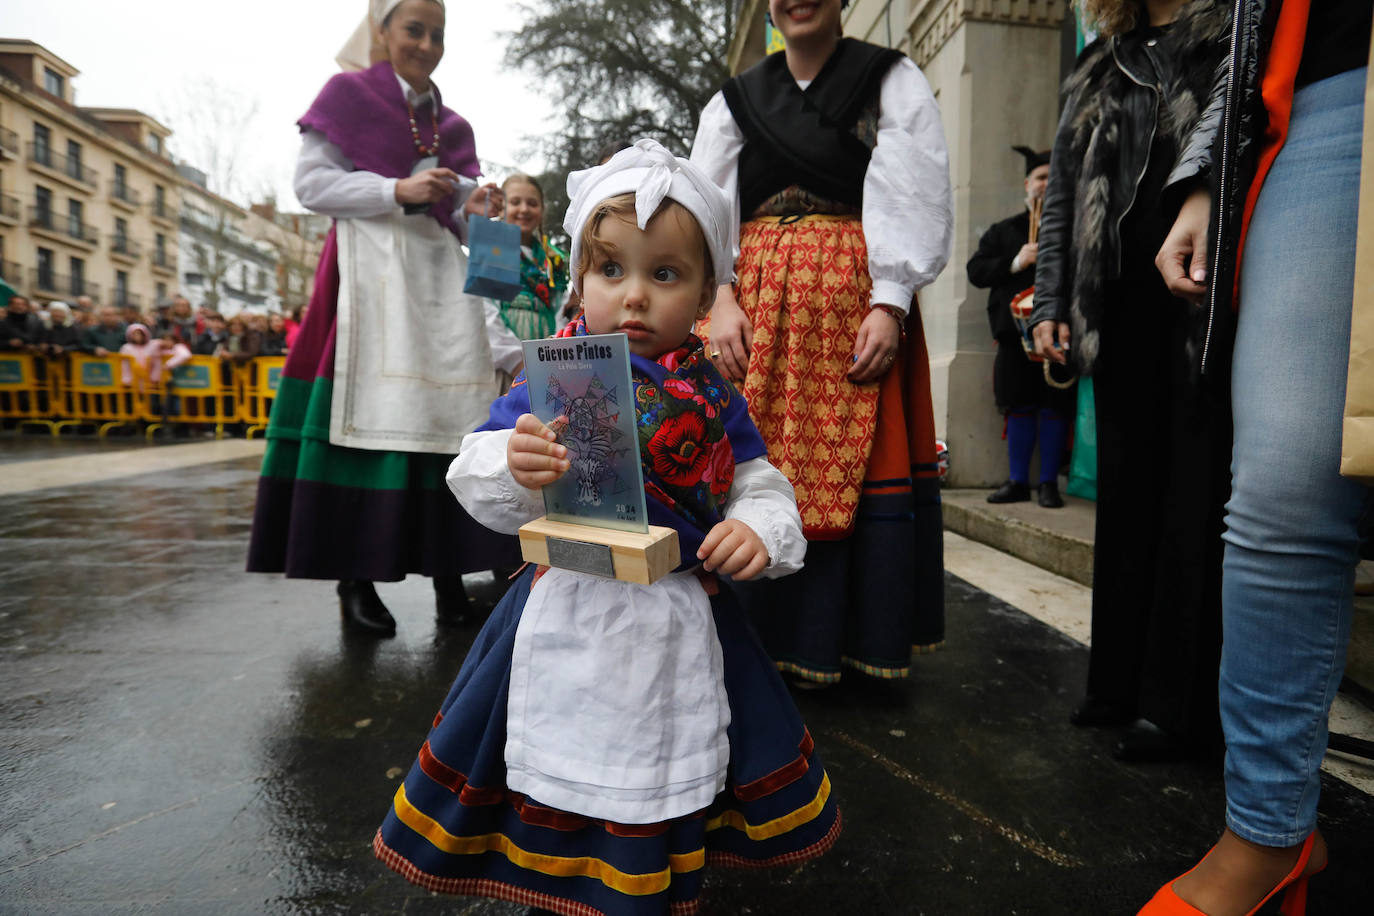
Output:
top-left (335, 0), bottom-right (446, 72)
top-left (563, 139), bottom-right (734, 294)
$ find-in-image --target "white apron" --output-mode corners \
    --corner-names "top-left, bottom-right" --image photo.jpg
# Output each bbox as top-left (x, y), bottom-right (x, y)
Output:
top-left (504, 567), bottom-right (732, 824)
top-left (331, 212), bottom-right (498, 454)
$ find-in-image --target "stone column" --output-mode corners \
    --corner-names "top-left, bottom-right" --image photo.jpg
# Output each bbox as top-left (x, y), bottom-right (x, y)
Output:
top-left (897, 0), bottom-right (1068, 487)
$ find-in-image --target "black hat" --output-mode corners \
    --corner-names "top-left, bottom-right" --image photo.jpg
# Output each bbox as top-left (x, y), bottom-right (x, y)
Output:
top-left (1013, 145), bottom-right (1050, 175)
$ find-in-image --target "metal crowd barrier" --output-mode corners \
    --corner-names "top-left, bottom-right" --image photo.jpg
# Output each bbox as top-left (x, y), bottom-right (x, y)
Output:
top-left (0, 354), bottom-right (287, 439)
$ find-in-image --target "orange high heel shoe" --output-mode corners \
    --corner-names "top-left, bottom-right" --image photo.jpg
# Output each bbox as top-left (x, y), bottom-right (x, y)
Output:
top-left (1137, 831), bottom-right (1323, 916)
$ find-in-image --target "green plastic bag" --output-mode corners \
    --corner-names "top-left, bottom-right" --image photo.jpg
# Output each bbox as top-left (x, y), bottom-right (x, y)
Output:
top-left (1066, 377), bottom-right (1098, 501)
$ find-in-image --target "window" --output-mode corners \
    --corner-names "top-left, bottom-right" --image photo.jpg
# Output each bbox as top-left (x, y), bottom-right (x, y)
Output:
top-left (256, 268), bottom-right (267, 291)
top-left (114, 216), bottom-right (129, 251)
top-left (37, 247), bottom-right (54, 289)
top-left (70, 257), bottom-right (85, 296)
top-left (66, 140), bottom-right (83, 180)
top-left (33, 123), bottom-right (51, 167)
top-left (43, 68), bottom-right (64, 97)
top-left (113, 163), bottom-right (127, 199)
top-left (115, 270), bottom-right (129, 306)
top-left (240, 264), bottom-right (249, 290)
top-left (185, 273), bottom-right (204, 286)
top-left (154, 184), bottom-right (166, 218)
top-left (34, 185), bottom-right (52, 226)
top-left (155, 233), bottom-right (166, 264)
top-left (144, 133), bottom-right (162, 156)
top-left (68, 199), bottom-right (84, 239)
top-left (156, 282), bottom-right (167, 302)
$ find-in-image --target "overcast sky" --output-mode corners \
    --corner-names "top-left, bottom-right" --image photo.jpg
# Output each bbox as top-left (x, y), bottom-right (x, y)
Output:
top-left (2, 1), bottom-right (554, 207)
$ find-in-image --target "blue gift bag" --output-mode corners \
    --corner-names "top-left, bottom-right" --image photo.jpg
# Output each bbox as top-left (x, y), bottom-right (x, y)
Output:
top-left (463, 215), bottom-right (523, 301)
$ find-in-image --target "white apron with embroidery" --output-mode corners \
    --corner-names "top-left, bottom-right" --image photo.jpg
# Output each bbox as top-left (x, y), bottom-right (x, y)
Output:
top-left (504, 566), bottom-right (731, 824)
top-left (331, 212), bottom-right (498, 453)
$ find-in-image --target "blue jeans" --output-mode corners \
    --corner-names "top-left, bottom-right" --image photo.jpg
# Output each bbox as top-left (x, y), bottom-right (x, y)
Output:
top-left (1222, 67), bottom-right (1369, 847)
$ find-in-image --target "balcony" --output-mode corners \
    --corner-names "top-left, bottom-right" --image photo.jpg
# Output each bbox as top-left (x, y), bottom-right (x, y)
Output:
top-left (109, 183), bottom-right (142, 212)
top-left (150, 199), bottom-right (175, 227)
top-left (113, 290), bottom-right (141, 310)
top-left (27, 142), bottom-right (99, 193)
top-left (110, 235), bottom-right (142, 264)
top-left (28, 206), bottom-right (100, 249)
top-left (0, 127), bottom-right (18, 160)
top-left (29, 269), bottom-right (102, 301)
top-left (0, 260), bottom-right (21, 284)
top-left (150, 248), bottom-right (176, 276)
top-left (0, 192), bottom-right (19, 226)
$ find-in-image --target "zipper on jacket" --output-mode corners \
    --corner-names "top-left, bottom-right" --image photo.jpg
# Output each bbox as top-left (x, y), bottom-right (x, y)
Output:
top-left (1202, 0), bottom-right (1246, 376)
top-left (1110, 39), bottom-right (1161, 279)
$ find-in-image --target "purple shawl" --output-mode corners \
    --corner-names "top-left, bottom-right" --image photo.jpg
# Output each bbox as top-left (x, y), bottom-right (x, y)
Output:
top-left (299, 60), bottom-right (479, 236)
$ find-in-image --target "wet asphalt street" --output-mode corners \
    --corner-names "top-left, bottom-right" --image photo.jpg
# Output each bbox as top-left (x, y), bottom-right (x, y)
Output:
top-left (1, 439), bottom-right (1371, 914)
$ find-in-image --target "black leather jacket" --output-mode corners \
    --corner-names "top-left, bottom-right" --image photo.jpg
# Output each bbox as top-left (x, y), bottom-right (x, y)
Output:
top-left (1033, 35), bottom-right (1174, 321)
top-left (1031, 1), bottom-right (1229, 374)
top-left (1167, 0), bottom-right (1277, 375)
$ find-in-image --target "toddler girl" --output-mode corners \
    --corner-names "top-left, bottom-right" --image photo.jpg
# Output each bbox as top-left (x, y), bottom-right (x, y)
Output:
top-left (374, 140), bottom-right (840, 915)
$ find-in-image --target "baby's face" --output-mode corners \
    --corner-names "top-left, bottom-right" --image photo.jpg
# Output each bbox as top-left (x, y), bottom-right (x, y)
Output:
top-left (580, 207), bottom-right (711, 359)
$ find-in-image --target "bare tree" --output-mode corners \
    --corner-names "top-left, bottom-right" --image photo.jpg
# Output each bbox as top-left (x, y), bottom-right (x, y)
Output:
top-left (161, 79), bottom-right (265, 311)
top-left (506, 0), bottom-right (733, 242)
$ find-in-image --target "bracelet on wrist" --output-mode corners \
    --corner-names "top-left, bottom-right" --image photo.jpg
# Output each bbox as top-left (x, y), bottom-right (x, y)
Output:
top-left (873, 304), bottom-right (907, 339)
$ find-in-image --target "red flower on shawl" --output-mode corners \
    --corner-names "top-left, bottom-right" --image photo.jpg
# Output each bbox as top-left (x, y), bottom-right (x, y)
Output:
top-left (535, 283), bottom-right (550, 303)
top-left (701, 440), bottom-right (735, 497)
top-left (647, 412), bottom-right (710, 486)
top-left (662, 378), bottom-right (695, 400)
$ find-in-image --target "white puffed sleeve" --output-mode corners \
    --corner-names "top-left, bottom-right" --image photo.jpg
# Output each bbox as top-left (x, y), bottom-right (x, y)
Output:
top-left (446, 428), bottom-right (544, 534)
top-left (294, 131), bottom-right (400, 217)
top-left (724, 457), bottom-right (806, 578)
top-left (863, 58), bottom-right (953, 313)
top-left (689, 91), bottom-right (744, 268)
top-left (294, 130), bottom-right (478, 235)
top-left (483, 302), bottom-right (526, 375)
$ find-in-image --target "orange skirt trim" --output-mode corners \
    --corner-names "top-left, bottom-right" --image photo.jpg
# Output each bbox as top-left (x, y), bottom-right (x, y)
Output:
top-left (1233, 0), bottom-right (1313, 304)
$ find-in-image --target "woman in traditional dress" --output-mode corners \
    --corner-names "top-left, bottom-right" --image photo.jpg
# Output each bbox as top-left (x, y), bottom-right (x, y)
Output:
top-left (494, 173), bottom-right (570, 341)
top-left (689, 0), bottom-right (952, 685)
top-left (247, 0), bottom-right (524, 637)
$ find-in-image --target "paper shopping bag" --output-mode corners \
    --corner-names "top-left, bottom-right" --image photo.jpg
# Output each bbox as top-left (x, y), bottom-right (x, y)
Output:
top-left (1339, 33), bottom-right (1374, 483)
top-left (463, 214), bottom-right (523, 301)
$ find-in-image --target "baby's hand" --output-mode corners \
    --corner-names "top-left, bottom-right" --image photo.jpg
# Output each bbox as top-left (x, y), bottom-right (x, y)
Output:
top-left (698, 519), bottom-right (769, 580)
top-left (508, 413), bottom-right (569, 490)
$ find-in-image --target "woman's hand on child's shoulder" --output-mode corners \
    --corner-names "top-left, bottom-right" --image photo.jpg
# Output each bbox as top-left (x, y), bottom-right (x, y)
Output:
top-left (507, 413), bottom-right (569, 490)
top-left (698, 519), bottom-right (769, 581)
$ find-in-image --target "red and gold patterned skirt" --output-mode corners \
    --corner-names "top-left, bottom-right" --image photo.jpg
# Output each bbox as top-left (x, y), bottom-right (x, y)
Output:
top-left (701, 215), bottom-right (944, 681)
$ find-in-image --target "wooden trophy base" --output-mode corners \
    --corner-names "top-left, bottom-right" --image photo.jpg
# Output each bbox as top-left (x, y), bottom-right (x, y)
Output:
top-left (517, 516), bottom-right (680, 586)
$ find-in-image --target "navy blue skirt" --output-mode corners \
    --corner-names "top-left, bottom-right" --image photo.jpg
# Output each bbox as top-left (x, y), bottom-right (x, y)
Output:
top-left (375, 566), bottom-right (841, 915)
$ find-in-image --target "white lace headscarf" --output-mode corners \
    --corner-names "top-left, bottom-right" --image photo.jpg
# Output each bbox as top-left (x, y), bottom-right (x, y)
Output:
top-left (335, 0), bottom-right (446, 72)
top-left (563, 139), bottom-right (735, 294)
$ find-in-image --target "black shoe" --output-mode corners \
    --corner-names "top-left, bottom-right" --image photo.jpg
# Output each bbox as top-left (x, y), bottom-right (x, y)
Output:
top-left (338, 580), bottom-right (396, 637)
top-left (987, 480), bottom-right (1032, 504)
top-left (1038, 481), bottom-right (1064, 508)
top-left (1069, 695), bottom-right (1134, 728)
top-left (1113, 718), bottom-right (1192, 763)
top-left (433, 575), bottom-right (471, 626)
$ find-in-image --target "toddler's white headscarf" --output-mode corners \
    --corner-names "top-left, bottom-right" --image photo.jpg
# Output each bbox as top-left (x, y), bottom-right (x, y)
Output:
top-left (335, 0), bottom-right (446, 72)
top-left (563, 139), bottom-right (735, 294)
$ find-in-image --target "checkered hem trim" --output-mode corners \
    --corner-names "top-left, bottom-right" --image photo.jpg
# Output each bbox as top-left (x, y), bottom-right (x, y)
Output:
top-left (372, 829), bottom-right (702, 915)
top-left (708, 806), bottom-right (842, 870)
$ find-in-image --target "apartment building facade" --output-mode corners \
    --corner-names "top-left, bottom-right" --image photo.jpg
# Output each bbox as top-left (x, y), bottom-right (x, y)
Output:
top-left (0, 39), bottom-right (181, 312)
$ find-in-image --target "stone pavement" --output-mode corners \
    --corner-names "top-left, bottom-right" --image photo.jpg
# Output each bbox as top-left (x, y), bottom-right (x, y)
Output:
top-left (1, 436), bottom-right (1372, 914)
